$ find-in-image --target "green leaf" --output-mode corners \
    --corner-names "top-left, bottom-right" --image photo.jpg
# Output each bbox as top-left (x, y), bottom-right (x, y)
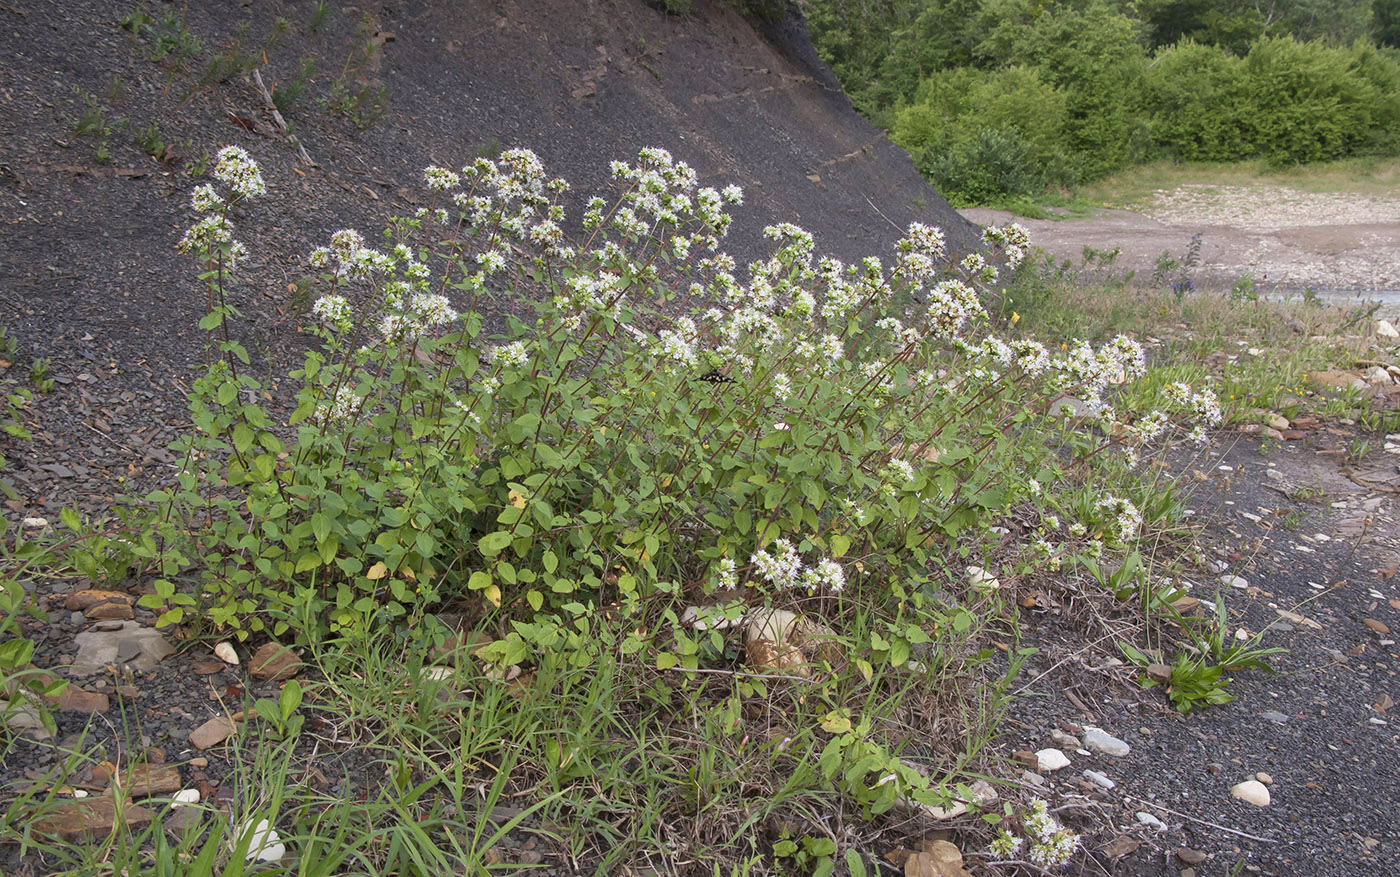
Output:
top-left (526, 589), bottom-right (544, 611)
top-left (846, 850), bottom-right (868, 877)
top-left (830, 533), bottom-right (850, 558)
top-left (232, 423), bottom-right (255, 453)
top-left (279, 679), bottom-right (303, 717)
top-left (468, 570), bottom-right (492, 591)
top-left (478, 531), bottom-right (513, 557)
top-left (59, 507), bottom-right (82, 533)
top-left (542, 550), bottom-right (558, 574)
top-left (198, 311), bottom-right (224, 331)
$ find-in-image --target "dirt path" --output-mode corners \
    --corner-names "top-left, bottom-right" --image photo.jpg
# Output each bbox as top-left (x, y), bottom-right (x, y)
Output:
top-left (962, 186), bottom-right (1400, 305)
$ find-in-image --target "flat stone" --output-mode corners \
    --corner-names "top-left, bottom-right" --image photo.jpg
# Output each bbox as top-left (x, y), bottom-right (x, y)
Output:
top-left (1083, 727), bottom-right (1131, 757)
top-left (118, 764), bottom-right (183, 798)
top-left (30, 798), bottom-right (153, 841)
top-left (70, 622), bottom-right (175, 676)
top-left (1231, 780), bottom-right (1271, 806)
top-left (189, 717), bottom-right (237, 750)
top-left (1035, 748), bottom-right (1071, 772)
top-left (1261, 711), bottom-right (1290, 724)
top-left (1050, 729), bottom-right (1081, 749)
top-left (55, 688), bottom-right (110, 713)
top-left (1177, 848), bottom-right (1208, 865)
top-left (1220, 574), bottom-right (1248, 589)
top-left (191, 659), bottom-right (226, 675)
top-left (64, 589), bottom-right (133, 611)
top-left (1363, 619), bottom-right (1390, 635)
top-left (4, 702), bottom-right (53, 741)
top-left (162, 805), bottom-right (203, 840)
top-left (1136, 811), bottom-right (1166, 830)
top-left (1378, 319), bottom-right (1399, 339)
top-left (84, 602), bottom-right (134, 621)
top-left (249, 642), bottom-right (302, 681)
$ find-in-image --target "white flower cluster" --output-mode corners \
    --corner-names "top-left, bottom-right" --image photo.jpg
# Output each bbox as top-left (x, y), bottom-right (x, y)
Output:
top-left (311, 294), bottom-right (352, 330)
top-left (1023, 798), bottom-right (1079, 868)
top-left (1096, 495), bottom-right (1142, 542)
top-left (655, 318), bottom-right (697, 369)
top-left (893, 222), bottom-right (946, 286)
top-left (213, 145), bottom-right (266, 199)
top-left (981, 222), bottom-right (1031, 268)
top-left (748, 540), bottom-right (845, 594)
top-left (486, 340), bottom-right (530, 368)
top-left (924, 279), bottom-right (985, 340)
top-left (713, 557), bottom-right (739, 591)
top-left (316, 385), bottom-right (361, 423)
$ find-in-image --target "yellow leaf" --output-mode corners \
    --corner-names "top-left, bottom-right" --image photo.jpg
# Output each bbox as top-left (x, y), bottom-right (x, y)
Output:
top-left (508, 489), bottom-right (526, 509)
top-left (401, 566), bottom-right (416, 582)
top-left (484, 585), bottom-right (501, 608)
top-left (820, 710), bottom-right (852, 734)
top-left (366, 562), bottom-right (388, 580)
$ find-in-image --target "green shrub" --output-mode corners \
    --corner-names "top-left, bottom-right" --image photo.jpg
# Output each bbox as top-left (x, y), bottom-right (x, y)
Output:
top-left (1240, 36), bottom-right (1380, 164)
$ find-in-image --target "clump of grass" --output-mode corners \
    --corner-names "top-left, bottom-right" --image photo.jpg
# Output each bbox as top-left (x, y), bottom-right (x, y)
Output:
top-left (120, 4), bottom-right (202, 71)
top-left (69, 87), bottom-right (113, 162)
top-left (325, 14), bottom-right (390, 128)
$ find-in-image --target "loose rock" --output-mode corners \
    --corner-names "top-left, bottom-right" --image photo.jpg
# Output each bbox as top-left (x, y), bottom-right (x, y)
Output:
top-left (1083, 769), bottom-right (1115, 790)
top-left (1083, 727), bottom-right (1131, 757)
top-left (249, 642), bottom-right (302, 681)
top-left (70, 622), bottom-right (175, 675)
top-left (1136, 811), bottom-right (1167, 831)
top-left (31, 798), bottom-right (153, 841)
top-left (1035, 748), bottom-right (1071, 772)
top-left (1177, 848), bottom-right (1208, 865)
top-left (1231, 780), bottom-right (1271, 806)
top-left (189, 717), bottom-right (237, 750)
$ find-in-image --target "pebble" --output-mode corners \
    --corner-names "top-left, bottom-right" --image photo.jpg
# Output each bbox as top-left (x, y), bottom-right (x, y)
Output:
top-left (1255, 772), bottom-right (1273, 785)
top-left (1083, 769), bottom-right (1115, 790)
top-left (1049, 729), bottom-right (1081, 749)
top-left (189, 717), bottom-right (237, 750)
top-left (1136, 811), bottom-right (1167, 830)
top-left (235, 818), bottom-right (286, 863)
top-left (1231, 780), bottom-right (1271, 806)
top-left (1261, 710), bottom-right (1290, 724)
top-left (1221, 574), bottom-right (1249, 589)
top-left (1083, 727), bottom-right (1131, 757)
top-left (171, 789), bottom-right (201, 808)
top-left (1363, 619), bottom-right (1391, 635)
top-left (1035, 748), bottom-right (1071, 772)
top-left (1177, 848), bottom-right (1208, 865)
top-left (214, 642), bottom-right (239, 665)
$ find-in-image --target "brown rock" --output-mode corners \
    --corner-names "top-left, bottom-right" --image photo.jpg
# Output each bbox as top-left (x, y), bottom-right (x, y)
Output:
top-left (1281, 429), bottom-right (1307, 441)
top-left (188, 717), bottom-right (237, 750)
top-left (30, 798), bottom-right (152, 841)
top-left (64, 589), bottom-right (133, 611)
top-left (118, 764), bottom-right (182, 798)
top-left (745, 639), bottom-right (809, 676)
top-left (1177, 848), bottom-right (1207, 865)
top-left (191, 659), bottom-right (226, 675)
top-left (249, 642), bottom-right (302, 681)
top-left (905, 840), bottom-right (972, 877)
top-left (55, 688), bottom-right (110, 713)
top-left (1363, 618), bottom-right (1390, 634)
top-left (83, 601), bottom-right (135, 621)
top-left (1146, 663), bottom-right (1173, 684)
top-left (1012, 749), bottom-right (1038, 771)
top-left (189, 757), bottom-right (208, 769)
top-left (1171, 596), bottom-right (1201, 614)
top-left (1100, 836), bottom-right (1141, 858)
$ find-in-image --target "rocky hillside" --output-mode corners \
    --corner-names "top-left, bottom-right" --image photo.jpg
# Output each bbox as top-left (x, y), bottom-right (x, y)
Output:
top-left (0, 0), bottom-right (976, 507)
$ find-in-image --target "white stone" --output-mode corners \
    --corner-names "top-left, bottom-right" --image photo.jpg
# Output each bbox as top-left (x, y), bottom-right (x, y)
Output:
top-left (966, 566), bottom-right (1000, 590)
top-left (236, 818), bottom-right (286, 863)
top-left (1221, 574), bottom-right (1248, 589)
top-left (72, 789), bottom-right (89, 799)
top-left (1035, 748), bottom-right (1071, 772)
top-left (1083, 769), bottom-right (1115, 789)
top-left (1136, 811), bottom-right (1167, 830)
top-left (171, 788), bottom-right (201, 807)
top-left (1377, 319), bottom-right (1399, 339)
top-left (214, 642), bottom-right (240, 665)
top-left (1231, 780), bottom-right (1271, 806)
top-left (21, 517), bottom-right (49, 529)
top-left (1083, 727), bottom-right (1131, 757)
top-left (422, 666), bottom-right (454, 681)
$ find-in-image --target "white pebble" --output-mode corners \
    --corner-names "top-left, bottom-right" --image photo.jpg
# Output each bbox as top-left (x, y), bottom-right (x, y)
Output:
top-left (1231, 780), bottom-right (1271, 806)
top-left (1221, 574), bottom-right (1248, 589)
top-left (1035, 748), bottom-right (1071, 772)
top-left (235, 818), bottom-right (286, 863)
top-left (1136, 811), bottom-right (1167, 830)
top-left (1083, 769), bottom-right (1115, 789)
top-left (214, 642), bottom-right (239, 665)
top-left (171, 788), bottom-right (201, 807)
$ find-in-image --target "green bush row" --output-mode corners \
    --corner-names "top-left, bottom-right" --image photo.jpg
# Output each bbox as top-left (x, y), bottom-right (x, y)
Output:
top-left (889, 32), bottom-right (1400, 203)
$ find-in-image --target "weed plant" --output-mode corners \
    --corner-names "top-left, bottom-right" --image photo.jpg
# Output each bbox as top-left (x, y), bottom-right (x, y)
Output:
top-left (11, 144), bottom-right (1291, 872)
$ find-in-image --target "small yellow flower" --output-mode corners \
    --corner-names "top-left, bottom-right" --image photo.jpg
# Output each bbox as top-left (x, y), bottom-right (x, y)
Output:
top-left (1011, 312), bottom-right (1021, 325)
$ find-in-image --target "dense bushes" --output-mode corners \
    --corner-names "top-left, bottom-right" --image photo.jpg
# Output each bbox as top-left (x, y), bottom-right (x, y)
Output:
top-left (813, 0), bottom-right (1400, 203)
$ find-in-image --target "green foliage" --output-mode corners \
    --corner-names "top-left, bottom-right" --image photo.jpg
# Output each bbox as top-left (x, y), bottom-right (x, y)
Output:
top-left (70, 87), bottom-right (113, 163)
top-left (808, 0), bottom-right (1400, 203)
top-left (0, 519), bottom-right (66, 741)
top-left (325, 14), bottom-right (390, 129)
top-left (120, 5), bottom-right (203, 70)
